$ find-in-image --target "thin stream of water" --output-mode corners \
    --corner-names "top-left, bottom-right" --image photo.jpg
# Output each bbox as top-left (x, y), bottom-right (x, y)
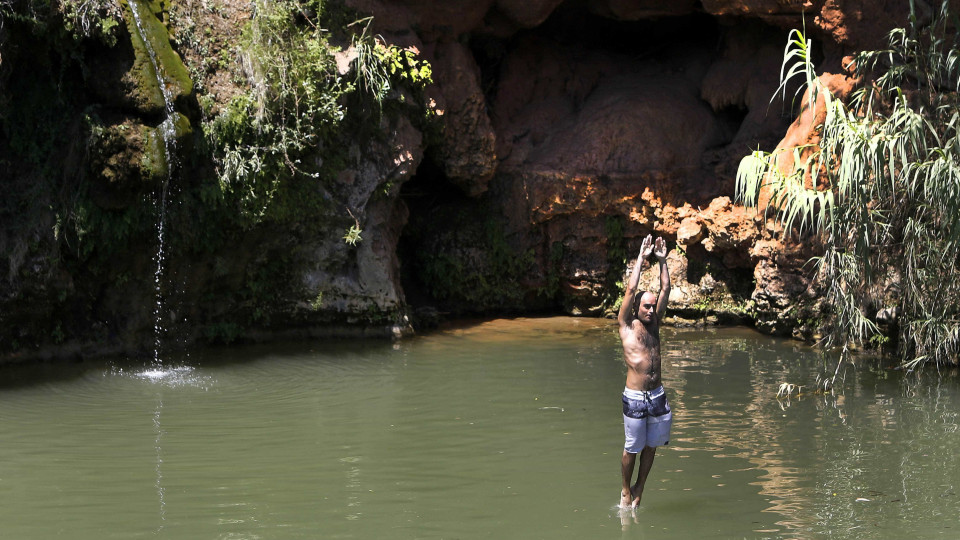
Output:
top-left (126, 0), bottom-right (178, 369)
top-left (118, 6), bottom-right (187, 529)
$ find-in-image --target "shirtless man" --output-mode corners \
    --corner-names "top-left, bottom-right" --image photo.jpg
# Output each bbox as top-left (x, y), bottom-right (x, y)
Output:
top-left (618, 234), bottom-right (672, 509)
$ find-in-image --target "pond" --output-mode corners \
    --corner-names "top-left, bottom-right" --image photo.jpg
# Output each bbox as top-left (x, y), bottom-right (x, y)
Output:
top-left (1, 317), bottom-right (958, 539)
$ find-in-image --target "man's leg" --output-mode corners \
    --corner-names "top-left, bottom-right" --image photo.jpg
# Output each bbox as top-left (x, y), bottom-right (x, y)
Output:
top-left (630, 445), bottom-right (657, 506)
top-left (620, 450), bottom-right (637, 508)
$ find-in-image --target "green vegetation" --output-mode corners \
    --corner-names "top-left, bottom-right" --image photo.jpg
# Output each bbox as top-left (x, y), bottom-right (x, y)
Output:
top-left (1, 2), bottom-right (117, 284)
top-left (59, 0), bottom-right (120, 44)
top-left (538, 240), bottom-right (564, 301)
top-left (183, 0), bottom-right (435, 336)
top-left (1, 0), bottom-right (187, 275)
top-left (415, 212), bottom-right (534, 311)
top-left (736, 1), bottom-right (960, 367)
top-left (0, 0), bottom-right (121, 45)
top-left (200, 0), bottom-right (346, 227)
top-left (198, 1), bottom-right (433, 230)
top-left (199, 0), bottom-right (436, 334)
top-left (602, 215), bottom-right (627, 314)
top-left (342, 224), bottom-right (362, 245)
top-left (1, 0), bottom-right (436, 353)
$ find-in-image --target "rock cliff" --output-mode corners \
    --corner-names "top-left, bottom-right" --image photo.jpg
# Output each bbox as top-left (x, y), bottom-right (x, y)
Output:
top-left (389, 0), bottom-right (907, 334)
top-left (0, 0), bottom-right (928, 361)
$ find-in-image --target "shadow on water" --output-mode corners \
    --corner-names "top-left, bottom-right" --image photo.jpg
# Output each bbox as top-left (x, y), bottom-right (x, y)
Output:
top-left (0, 359), bottom-right (96, 391)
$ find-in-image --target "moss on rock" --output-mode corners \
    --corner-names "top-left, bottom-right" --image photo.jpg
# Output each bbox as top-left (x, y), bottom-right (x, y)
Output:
top-left (118, 0), bottom-right (193, 116)
top-left (87, 118), bottom-right (179, 208)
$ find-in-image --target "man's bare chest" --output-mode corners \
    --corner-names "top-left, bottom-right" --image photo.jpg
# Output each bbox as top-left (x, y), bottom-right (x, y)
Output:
top-left (632, 322), bottom-right (660, 351)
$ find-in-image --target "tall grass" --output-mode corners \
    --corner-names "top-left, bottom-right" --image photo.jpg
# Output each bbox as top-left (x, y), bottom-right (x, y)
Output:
top-left (736, 1), bottom-right (960, 367)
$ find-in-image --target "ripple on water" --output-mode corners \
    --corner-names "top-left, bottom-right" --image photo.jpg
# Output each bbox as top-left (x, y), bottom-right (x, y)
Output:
top-left (133, 365), bottom-right (215, 390)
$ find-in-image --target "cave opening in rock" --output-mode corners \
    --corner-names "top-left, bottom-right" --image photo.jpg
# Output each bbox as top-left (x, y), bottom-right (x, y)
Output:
top-left (398, 154), bottom-right (556, 325)
top-left (399, 3), bottom-right (822, 325)
top-left (397, 156), bottom-right (471, 320)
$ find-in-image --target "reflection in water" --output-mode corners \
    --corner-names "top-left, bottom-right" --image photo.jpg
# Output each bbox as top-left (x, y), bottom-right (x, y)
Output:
top-left (137, 366), bottom-right (213, 531)
top-left (154, 393), bottom-right (166, 529)
top-left (661, 328), bottom-right (960, 538)
top-left (341, 453), bottom-right (363, 521)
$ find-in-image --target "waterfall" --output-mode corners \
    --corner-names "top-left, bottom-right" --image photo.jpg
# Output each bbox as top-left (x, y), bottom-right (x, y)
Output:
top-left (126, 0), bottom-right (178, 368)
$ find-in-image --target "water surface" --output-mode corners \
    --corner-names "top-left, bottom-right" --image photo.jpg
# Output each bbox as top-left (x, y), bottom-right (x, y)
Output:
top-left (1, 318), bottom-right (958, 538)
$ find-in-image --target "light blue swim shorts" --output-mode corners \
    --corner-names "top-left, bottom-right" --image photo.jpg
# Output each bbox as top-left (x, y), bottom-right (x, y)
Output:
top-left (622, 386), bottom-right (672, 453)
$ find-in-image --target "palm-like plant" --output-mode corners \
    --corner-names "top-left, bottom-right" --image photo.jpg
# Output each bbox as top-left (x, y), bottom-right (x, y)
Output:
top-left (736, 1), bottom-right (960, 368)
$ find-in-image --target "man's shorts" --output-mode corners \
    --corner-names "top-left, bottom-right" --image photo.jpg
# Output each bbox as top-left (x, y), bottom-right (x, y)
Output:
top-left (622, 386), bottom-right (672, 453)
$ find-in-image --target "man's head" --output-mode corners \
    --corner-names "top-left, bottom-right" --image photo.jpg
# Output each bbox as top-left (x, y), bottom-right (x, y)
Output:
top-left (637, 291), bottom-right (658, 325)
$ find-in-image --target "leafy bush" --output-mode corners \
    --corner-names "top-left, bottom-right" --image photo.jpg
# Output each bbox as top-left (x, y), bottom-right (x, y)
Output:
top-left (0, 0), bottom-right (121, 45)
top-left (58, 0), bottom-right (120, 44)
top-left (202, 0), bottom-right (433, 230)
top-left (202, 0), bottom-right (347, 227)
top-left (736, 2), bottom-right (960, 367)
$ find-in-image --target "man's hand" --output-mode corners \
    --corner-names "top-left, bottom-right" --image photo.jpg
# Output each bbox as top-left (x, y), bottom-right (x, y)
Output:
top-left (639, 234), bottom-right (654, 261)
top-left (653, 237), bottom-right (667, 260)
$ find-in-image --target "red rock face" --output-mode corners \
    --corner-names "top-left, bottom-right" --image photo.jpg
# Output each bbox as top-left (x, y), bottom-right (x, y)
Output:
top-left (494, 43), bottom-right (726, 184)
top-left (351, 0), bottom-right (919, 334)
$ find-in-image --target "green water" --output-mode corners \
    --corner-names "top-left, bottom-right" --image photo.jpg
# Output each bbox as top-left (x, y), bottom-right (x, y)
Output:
top-left (1, 317), bottom-right (959, 539)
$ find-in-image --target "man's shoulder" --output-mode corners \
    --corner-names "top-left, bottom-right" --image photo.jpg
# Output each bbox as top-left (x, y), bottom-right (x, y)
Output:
top-left (619, 319), bottom-right (643, 338)
top-left (624, 318), bottom-right (645, 329)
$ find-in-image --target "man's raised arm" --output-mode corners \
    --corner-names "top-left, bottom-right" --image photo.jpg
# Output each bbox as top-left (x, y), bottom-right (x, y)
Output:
top-left (654, 237), bottom-right (670, 320)
top-left (618, 235), bottom-right (654, 327)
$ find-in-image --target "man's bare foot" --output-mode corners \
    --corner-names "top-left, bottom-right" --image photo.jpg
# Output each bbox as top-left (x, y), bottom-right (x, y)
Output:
top-left (619, 505), bottom-right (638, 530)
top-left (619, 488), bottom-right (633, 508)
top-left (630, 484), bottom-right (642, 507)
